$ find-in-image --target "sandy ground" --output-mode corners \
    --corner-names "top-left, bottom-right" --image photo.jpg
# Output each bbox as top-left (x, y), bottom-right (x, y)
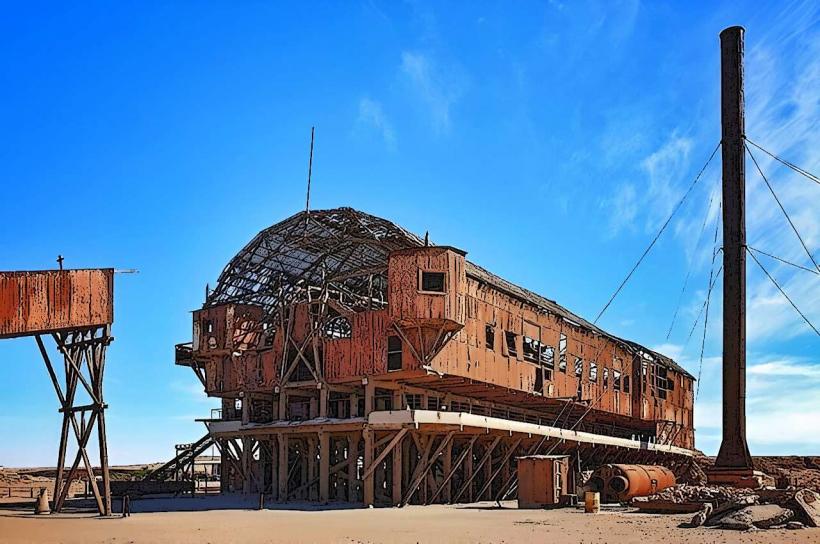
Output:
top-left (1, 497), bottom-right (818, 544)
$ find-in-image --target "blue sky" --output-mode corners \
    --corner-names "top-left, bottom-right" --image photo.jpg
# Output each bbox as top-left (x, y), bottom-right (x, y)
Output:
top-left (1, 1), bottom-right (818, 467)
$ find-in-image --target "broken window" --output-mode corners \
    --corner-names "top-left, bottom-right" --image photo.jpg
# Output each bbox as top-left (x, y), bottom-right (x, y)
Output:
top-left (574, 357), bottom-right (583, 377)
top-left (641, 361), bottom-right (648, 392)
top-left (205, 319), bottom-right (214, 334)
top-left (420, 271), bottom-right (446, 293)
top-left (323, 315), bottom-right (352, 339)
top-left (558, 333), bottom-right (567, 372)
top-left (534, 367), bottom-right (544, 393)
top-left (485, 325), bottom-right (495, 350)
top-left (261, 322), bottom-right (275, 347)
top-left (505, 331), bottom-right (518, 357)
top-left (541, 345), bottom-right (554, 368)
top-left (603, 368), bottom-right (609, 388)
top-left (522, 336), bottom-right (539, 362)
top-left (387, 335), bottom-right (402, 371)
top-left (654, 364), bottom-right (671, 399)
top-left (589, 362), bottom-right (598, 382)
top-left (614, 370), bottom-right (622, 391)
top-left (541, 345), bottom-right (555, 381)
top-left (623, 376), bottom-right (630, 393)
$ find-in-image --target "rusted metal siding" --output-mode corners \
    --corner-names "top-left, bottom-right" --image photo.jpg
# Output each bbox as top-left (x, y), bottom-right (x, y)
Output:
top-left (0, 269), bottom-right (113, 339)
top-left (193, 303), bottom-right (263, 353)
top-left (325, 310), bottom-right (389, 380)
top-left (388, 247), bottom-right (466, 327)
top-left (517, 456), bottom-right (570, 508)
top-left (428, 276), bottom-right (634, 415)
top-left (185, 241), bottom-right (694, 447)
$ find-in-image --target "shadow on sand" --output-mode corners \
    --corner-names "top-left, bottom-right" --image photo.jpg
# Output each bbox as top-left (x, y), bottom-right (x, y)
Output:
top-left (111, 493), bottom-right (367, 514)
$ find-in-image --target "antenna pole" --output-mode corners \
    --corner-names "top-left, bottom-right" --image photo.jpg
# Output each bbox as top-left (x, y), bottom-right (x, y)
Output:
top-left (305, 126), bottom-right (315, 221)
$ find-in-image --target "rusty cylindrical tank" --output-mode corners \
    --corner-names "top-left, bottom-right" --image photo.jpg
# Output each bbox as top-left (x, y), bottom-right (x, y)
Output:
top-left (587, 464), bottom-right (676, 502)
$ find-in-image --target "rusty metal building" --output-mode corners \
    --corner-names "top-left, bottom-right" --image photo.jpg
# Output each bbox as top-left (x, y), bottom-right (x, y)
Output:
top-left (176, 208), bottom-right (695, 506)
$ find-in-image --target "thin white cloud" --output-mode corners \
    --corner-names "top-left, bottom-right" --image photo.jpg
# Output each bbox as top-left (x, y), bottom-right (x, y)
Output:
top-left (742, 10), bottom-right (820, 343)
top-left (602, 182), bottom-right (638, 236)
top-left (747, 359), bottom-right (820, 379)
top-left (400, 51), bottom-right (462, 134)
top-left (640, 133), bottom-right (694, 230)
top-left (356, 97), bottom-right (396, 149)
top-left (602, 132), bottom-right (697, 238)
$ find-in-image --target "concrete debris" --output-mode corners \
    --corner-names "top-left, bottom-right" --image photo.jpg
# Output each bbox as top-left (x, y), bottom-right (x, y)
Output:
top-left (631, 484), bottom-right (757, 508)
top-left (676, 459), bottom-right (708, 486)
top-left (785, 521), bottom-right (805, 530)
top-left (688, 503), bottom-right (712, 527)
top-left (633, 484), bottom-right (820, 531)
top-left (704, 494), bottom-right (758, 525)
top-left (794, 488), bottom-right (820, 527)
top-left (714, 504), bottom-right (793, 530)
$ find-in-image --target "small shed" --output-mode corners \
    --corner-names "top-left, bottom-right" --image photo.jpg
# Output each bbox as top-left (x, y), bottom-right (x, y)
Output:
top-left (517, 455), bottom-right (570, 509)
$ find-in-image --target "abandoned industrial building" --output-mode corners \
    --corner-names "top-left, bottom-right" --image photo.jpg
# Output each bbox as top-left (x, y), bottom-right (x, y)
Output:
top-left (174, 207), bottom-right (696, 507)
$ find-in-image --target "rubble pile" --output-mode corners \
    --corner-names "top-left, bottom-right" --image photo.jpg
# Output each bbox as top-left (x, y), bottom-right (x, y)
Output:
top-left (754, 457), bottom-right (820, 493)
top-left (632, 483), bottom-right (757, 508)
top-left (632, 484), bottom-right (820, 531)
top-left (674, 459), bottom-right (708, 486)
top-left (695, 456), bottom-right (820, 493)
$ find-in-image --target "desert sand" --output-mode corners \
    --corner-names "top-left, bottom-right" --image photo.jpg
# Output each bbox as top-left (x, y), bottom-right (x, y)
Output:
top-left (1, 497), bottom-right (818, 544)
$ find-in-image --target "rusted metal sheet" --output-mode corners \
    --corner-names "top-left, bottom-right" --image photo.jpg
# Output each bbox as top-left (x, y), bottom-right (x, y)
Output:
top-left (0, 269), bottom-right (113, 339)
top-left (517, 455), bottom-right (570, 508)
top-left (388, 246), bottom-right (466, 327)
top-left (325, 310), bottom-right (389, 380)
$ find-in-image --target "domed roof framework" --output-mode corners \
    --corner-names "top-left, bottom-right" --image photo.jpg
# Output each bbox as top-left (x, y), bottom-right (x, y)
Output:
top-left (206, 208), bottom-right (424, 325)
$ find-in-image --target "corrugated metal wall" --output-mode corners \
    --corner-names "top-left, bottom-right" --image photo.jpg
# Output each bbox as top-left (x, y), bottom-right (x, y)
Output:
top-left (0, 269), bottom-right (113, 338)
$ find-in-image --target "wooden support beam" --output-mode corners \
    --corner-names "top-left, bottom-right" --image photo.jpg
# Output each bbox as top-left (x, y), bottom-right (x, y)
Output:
top-left (242, 438), bottom-right (251, 493)
top-left (270, 437), bottom-right (278, 498)
top-left (442, 439), bottom-right (453, 503)
top-left (319, 387), bottom-right (328, 419)
top-left (392, 436), bottom-right (403, 507)
top-left (475, 437), bottom-right (522, 501)
top-left (464, 439), bottom-right (474, 503)
top-left (401, 432), bottom-right (455, 506)
top-left (363, 428), bottom-right (375, 506)
top-left (364, 380), bottom-right (376, 416)
top-left (350, 393), bottom-right (359, 418)
top-left (427, 435), bottom-right (479, 504)
top-left (348, 432), bottom-right (359, 502)
top-left (361, 428), bottom-right (409, 481)
top-left (319, 432), bottom-right (330, 502)
top-left (278, 435), bottom-right (289, 501)
top-left (452, 436), bottom-right (502, 504)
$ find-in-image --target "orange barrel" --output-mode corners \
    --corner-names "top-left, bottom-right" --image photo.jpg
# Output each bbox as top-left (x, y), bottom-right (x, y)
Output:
top-left (584, 491), bottom-right (600, 513)
top-left (605, 464), bottom-right (676, 501)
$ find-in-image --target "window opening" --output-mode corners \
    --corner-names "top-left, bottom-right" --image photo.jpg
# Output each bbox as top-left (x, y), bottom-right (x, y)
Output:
top-left (420, 271), bottom-right (446, 293)
top-left (387, 335), bottom-right (402, 371)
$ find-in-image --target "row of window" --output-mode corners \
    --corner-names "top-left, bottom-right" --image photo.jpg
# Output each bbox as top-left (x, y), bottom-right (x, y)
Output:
top-left (487, 325), bottom-right (630, 391)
